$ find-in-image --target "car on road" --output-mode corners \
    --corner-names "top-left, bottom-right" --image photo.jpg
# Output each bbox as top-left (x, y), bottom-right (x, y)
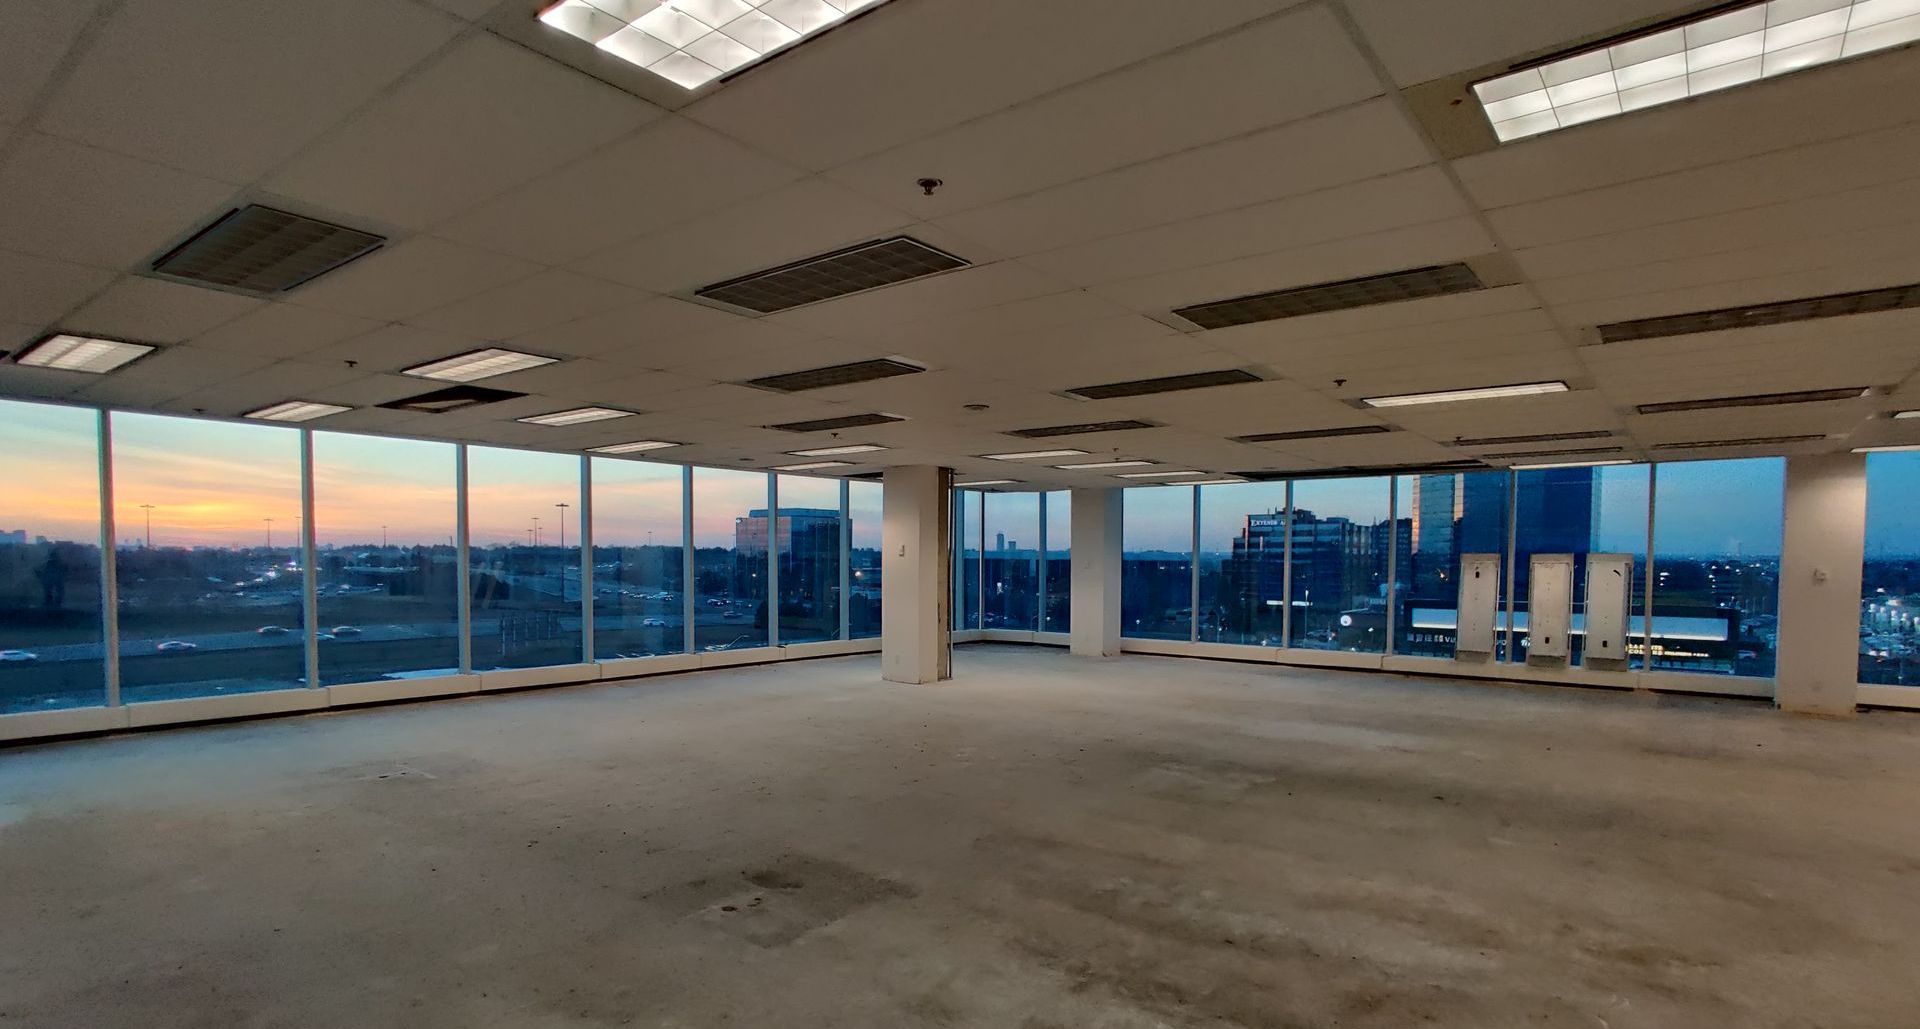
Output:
top-left (0, 649), bottom-right (38, 663)
top-left (156, 640), bottom-right (197, 653)
top-left (257, 625), bottom-right (290, 636)
top-left (641, 617), bottom-right (667, 627)
top-left (329, 625), bottom-right (362, 636)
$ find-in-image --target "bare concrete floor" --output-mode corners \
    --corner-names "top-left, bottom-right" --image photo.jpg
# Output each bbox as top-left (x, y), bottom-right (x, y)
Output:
top-left (5, 647), bottom-right (1920, 1028)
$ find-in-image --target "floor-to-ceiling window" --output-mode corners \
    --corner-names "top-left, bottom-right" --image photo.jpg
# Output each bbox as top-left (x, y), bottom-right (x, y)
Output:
top-left (1650, 458), bottom-right (1783, 677)
top-left (776, 475), bottom-right (841, 644)
top-left (312, 432), bottom-right (460, 684)
top-left (1042, 491), bottom-right (1070, 633)
top-left (1122, 485), bottom-right (1193, 640)
top-left (1196, 482), bottom-right (1288, 646)
top-left (468, 447), bottom-right (582, 670)
top-left (1507, 464), bottom-right (1650, 666)
top-left (693, 468), bottom-right (769, 652)
top-left (955, 490), bottom-right (981, 629)
top-left (849, 480), bottom-right (881, 639)
top-left (1287, 477), bottom-right (1392, 652)
top-left (592, 458), bottom-right (685, 659)
top-left (1397, 470), bottom-right (1510, 658)
top-left (111, 412), bottom-right (306, 701)
top-left (1861, 452), bottom-right (1920, 685)
top-left (0, 400), bottom-right (105, 712)
top-left (983, 492), bottom-right (1039, 630)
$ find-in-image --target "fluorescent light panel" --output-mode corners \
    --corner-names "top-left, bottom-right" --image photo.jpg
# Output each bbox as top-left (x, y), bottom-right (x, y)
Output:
top-left (1116, 471), bottom-right (1206, 479)
top-left (776, 461), bottom-right (854, 471)
top-left (244, 400), bottom-right (350, 423)
top-left (786, 444), bottom-right (887, 457)
top-left (1854, 444), bottom-right (1920, 453)
top-left (1896, 410), bottom-right (1920, 419)
top-left (1188, 478), bottom-right (1249, 485)
top-left (1473, 0), bottom-right (1920, 143)
top-left (1511, 459), bottom-right (1633, 470)
top-left (541, 0), bottom-right (890, 90)
top-left (955, 479), bottom-right (1015, 487)
top-left (590, 440), bottom-right (680, 454)
top-left (518, 407), bottom-right (635, 426)
top-left (981, 449), bottom-right (1090, 461)
top-left (1362, 381), bottom-right (1568, 408)
top-left (13, 333), bottom-right (155, 374)
top-left (1057, 460), bottom-right (1154, 470)
top-left (403, 348), bottom-right (556, 383)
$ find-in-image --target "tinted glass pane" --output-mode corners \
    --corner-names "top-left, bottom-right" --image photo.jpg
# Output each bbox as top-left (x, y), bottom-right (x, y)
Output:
top-left (312, 433), bottom-right (459, 684)
top-left (1196, 482), bottom-right (1288, 646)
top-left (1042, 491), bottom-right (1070, 633)
top-left (1651, 458), bottom-right (1782, 677)
top-left (1396, 471), bottom-right (1509, 658)
top-left (469, 447), bottom-right (582, 670)
top-left (0, 400), bottom-right (104, 712)
top-left (1862, 452), bottom-right (1920, 685)
top-left (1288, 478), bottom-right (1391, 652)
top-left (1508, 464), bottom-right (1650, 666)
top-left (592, 458), bottom-right (685, 659)
top-left (955, 490), bottom-right (981, 629)
top-left (983, 492), bottom-right (1038, 630)
top-left (777, 475), bottom-right (841, 644)
top-left (112, 412), bottom-right (305, 701)
top-left (1122, 486), bottom-right (1192, 640)
top-left (849, 481), bottom-right (881, 639)
top-left (693, 468), bottom-right (769, 652)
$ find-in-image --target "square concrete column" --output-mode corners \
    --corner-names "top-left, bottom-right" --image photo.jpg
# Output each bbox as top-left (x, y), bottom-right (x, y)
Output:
top-left (1775, 453), bottom-right (1867, 716)
top-left (1070, 487), bottom-right (1122, 657)
top-left (881, 466), bottom-right (952, 684)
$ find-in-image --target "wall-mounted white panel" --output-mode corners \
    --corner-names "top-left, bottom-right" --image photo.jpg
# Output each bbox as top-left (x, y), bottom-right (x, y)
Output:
top-left (1527, 554), bottom-right (1574, 662)
top-left (1456, 553), bottom-right (1501, 655)
top-left (1584, 553), bottom-right (1634, 666)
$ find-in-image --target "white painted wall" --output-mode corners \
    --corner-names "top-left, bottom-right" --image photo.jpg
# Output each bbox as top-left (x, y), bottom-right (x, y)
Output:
top-left (1070, 488), bottom-right (1122, 657)
top-left (882, 466), bottom-right (949, 684)
top-left (1776, 453), bottom-right (1867, 716)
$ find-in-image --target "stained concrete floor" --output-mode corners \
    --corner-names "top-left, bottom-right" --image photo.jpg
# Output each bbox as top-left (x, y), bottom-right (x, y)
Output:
top-left (5, 647), bottom-right (1920, 1028)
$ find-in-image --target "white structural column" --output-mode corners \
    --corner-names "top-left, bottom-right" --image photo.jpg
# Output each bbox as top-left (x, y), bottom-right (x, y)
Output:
top-left (1070, 487), bottom-right (1122, 657)
top-left (1776, 453), bottom-right (1867, 716)
top-left (881, 466), bottom-right (951, 684)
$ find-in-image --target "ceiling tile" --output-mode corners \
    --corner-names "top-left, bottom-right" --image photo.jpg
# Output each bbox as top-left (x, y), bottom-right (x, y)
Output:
top-left (408, 268), bottom-right (652, 340)
top-left (0, 1), bottom-right (105, 124)
top-left (519, 296), bottom-right (748, 360)
top-left (286, 235), bottom-right (540, 322)
top-left (1344, 0), bottom-right (1679, 86)
top-left (189, 302), bottom-right (383, 360)
top-left (0, 133), bottom-right (234, 269)
top-left (0, 250), bottom-right (117, 325)
top-left (62, 275), bottom-right (263, 342)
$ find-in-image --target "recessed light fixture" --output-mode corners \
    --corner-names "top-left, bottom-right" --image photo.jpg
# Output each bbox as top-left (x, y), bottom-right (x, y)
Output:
top-left (1056, 460), bottom-right (1155, 471)
top-left (12, 333), bottom-right (156, 374)
top-left (1472, 0), bottom-right (1920, 144)
top-left (955, 479), bottom-right (1016, 487)
top-left (981, 449), bottom-right (1091, 461)
top-left (1187, 478), bottom-right (1249, 486)
top-left (1853, 444), bottom-right (1920, 453)
top-left (775, 461), bottom-right (855, 472)
top-left (1510, 458), bottom-right (1633, 470)
top-left (786, 444), bottom-right (888, 457)
top-left (1362, 381), bottom-right (1568, 408)
top-left (1115, 470), bottom-right (1206, 479)
top-left (243, 400), bottom-right (351, 423)
top-left (1894, 410), bottom-right (1920, 419)
top-left (518, 407), bottom-right (635, 427)
top-left (589, 440), bottom-right (681, 454)
top-left (402, 348), bottom-right (556, 383)
top-left (541, 0), bottom-right (891, 91)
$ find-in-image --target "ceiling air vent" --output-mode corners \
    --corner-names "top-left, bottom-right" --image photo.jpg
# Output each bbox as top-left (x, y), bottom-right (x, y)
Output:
top-left (1172, 263), bottom-right (1484, 330)
top-left (1063, 368), bottom-right (1262, 401)
top-left (1651, 435), bottom-right (1830, 451)
top-left (1636, 387), bottom-right (1869, 415)
top-left (766, 412), bottom-right (907, 433)
top-left (1453, 429), bottom-right (1613, 447)
top-left (378, 385), bottom-right (526, 414)
top-left (695, 236), bottom-right (968, 314)
top-left (1233, 459), bottom-right (1487, 482)
top-left (744, 358), bottom-right (926, 393)
top-left (1006, 419), bottom-right (1159, 439)
top-left (1234, 425), bottom-right (1391, 444)
top-left (151, 204), bottom-right (385, 294)
top-left (1488, 445), bottom-right (1625, 460)
top-left (1596, 283), bottom-right (1920, 343)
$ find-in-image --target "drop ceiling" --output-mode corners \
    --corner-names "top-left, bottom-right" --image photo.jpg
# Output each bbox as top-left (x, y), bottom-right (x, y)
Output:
top-left (1, 0), bottom-right (1919, 489)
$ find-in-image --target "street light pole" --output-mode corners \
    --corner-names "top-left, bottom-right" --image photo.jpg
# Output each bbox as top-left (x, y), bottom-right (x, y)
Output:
top-left (139, 504), bottom-right (153, 549)
top-left (532, 516), bottom-right (542, 548)
top-left (264, 518), bottom-right (274, 550)
top-left (555, 502), bottom-right (570, 550)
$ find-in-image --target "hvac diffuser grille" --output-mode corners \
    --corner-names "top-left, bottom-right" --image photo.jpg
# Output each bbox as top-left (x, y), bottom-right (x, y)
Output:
top-left (696, 237), bottom-right (968, 314)
top-left (1063, 369), bottom-right (1261, 401)
top-left (1233, 459), bottom-right (1486, 482)
top-left (1596, 283), bottom-right (1920, 343)
top-left (1651, 435), bottom-right (1829, 450)
top-left (744, 358), bottom-right (926, 393)
top-left (1453, 429), bottom-right (1613, 447)
top-left (151, 205), bottom-right (385, 294)
top-left (766, 413), bottom-right (907, 433)
top-left (1007, 419), bottom-right (1159, 439)
top-left (1635, 387), bottom-right (1868, 415)
top-left (1234, 425), bottom-right (1391, 444)
top-left (1172, 263), bottom-right (1484, 330)
top-left (378, 384), bottom-right (526, 414)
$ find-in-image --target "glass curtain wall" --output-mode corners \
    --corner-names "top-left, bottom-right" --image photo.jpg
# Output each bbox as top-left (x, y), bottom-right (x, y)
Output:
top-left (1861, 452), bottom-right (1920, 685)
top-left (849, 481), bottom-right (881, 639)
top-left (312, 433), bottom-right (460, 684)
top-left (0, 401), bottom-right (104, 712)
top-left (776, 475), bottom-right (841, 644)
top-left (693, 468), bottom-right (769, 652)
top-left (1196, 482), bottom-right (1288, 646)
top-left (1397, 470), bottom-right (1511, 658)
top-left (1288, 477), bottom-right (1392, 652)
top-left (1042, 491), bottom-right (1070, 633)
top-left (1506, 464), bottom-right (1650, 666)
top-left (1122, 485), bottom-right (1194, 640)
top-left (111, 412), bottom-right (306, 701)
top-left (955, 490), bottom-right (981, 629)
top-left (983, 492), bottom-right (1039, 630)
top-left (1651, 458), bottom-right (1783, 677)
top-left (592, 458), bottom-right (685, 659)
top-left (468, 447), bottom-right (583, 670)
